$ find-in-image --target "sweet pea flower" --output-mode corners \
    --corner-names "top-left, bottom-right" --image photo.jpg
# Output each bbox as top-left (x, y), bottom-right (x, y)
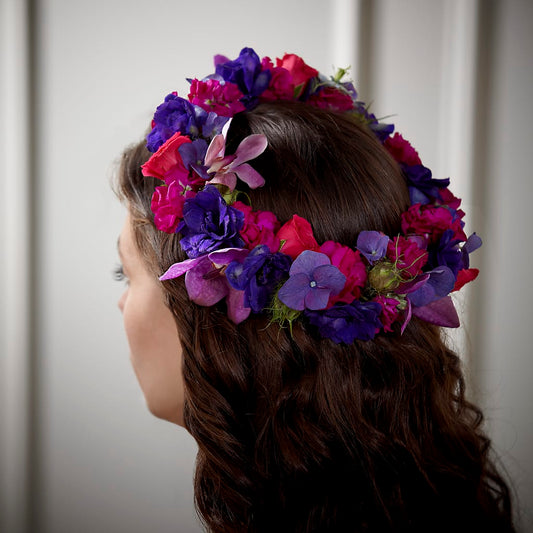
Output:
top-left (178, 185), bottom-right (245, 258)
top-left (159, 248), bottom-right (251, 324)
top-left (232, 201), bottom-right (280, 252)
top-left (141, 132), bottom-right (191, 184)
top-left (215, 48), bottom-right (271, 108)
top-left (308, 86), bottom-right (354, 112)
top-left (188, 78), bottom-right (246, 117)
top-left (205, 133), bottom-right (267, 191)
top-left (320, 241), bottom-right (367, 305)
top-left (408, 266), bottom-right (456, 308)
top-left (373, 295), bottom-right (401, 333)
top-left (259, 57), bottom-right (295, 101)
top-left (386, 236), bottom-right (428, 278)
top-left (402, 164), bottom-right (450, 205)
top-left (277, 250), bottom-right (346, 311)
top-left (384, 133), bottom-right (422, 166)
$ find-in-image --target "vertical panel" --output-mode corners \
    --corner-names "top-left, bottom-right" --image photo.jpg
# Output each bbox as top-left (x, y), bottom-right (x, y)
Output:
top-left (0, 1), bottom-right (31, 532)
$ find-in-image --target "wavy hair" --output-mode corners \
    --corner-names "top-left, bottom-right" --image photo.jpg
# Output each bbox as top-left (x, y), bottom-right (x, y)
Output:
top-left (117, 102), bottom-right (514, 532)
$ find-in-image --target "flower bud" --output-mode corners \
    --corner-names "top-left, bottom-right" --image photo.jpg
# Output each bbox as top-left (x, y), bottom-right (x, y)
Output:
top-left (368, 262), bottom-right (400, 292)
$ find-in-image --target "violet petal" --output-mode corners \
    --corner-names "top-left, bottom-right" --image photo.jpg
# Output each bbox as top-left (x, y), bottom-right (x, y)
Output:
top-left (278, 273), bottom-right (311, 311)
top-left (230, 134), bottom-right (268, 167)
top-left (184, 261), bottom-right (228, 306)
top-left (289, 250), bottom-right (330, 276)
top-left (412, 296), bottom-right (460, 327)
top-left (233, 163), bottom-right (265, 189)
top-left (226, 288), bottom-right (251, 324)
top-left (304, 287), bottom-right (331, 310)
top-left (159, 256), bottom-right (204, 280)
top-left (312, 264), bottom-right (346, 295)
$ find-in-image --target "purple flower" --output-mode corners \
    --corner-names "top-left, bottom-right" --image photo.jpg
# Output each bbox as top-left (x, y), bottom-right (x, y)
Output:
top-left (146, 94), bottom-right (228, 152)
top-left (215, 48), bottom-right (271, 109)
top-left (226, 244), bottom-right (291, 312)
top-left (356, 231), bottom-right (389, 264)
top-left (159, 248), bottom-right (251, 324)
top-left (178, 185), bottom-right (244, 258)
top-left (178, 139), bottom-right (209, 179)
top-left (428, 229), bottom-right (462, 275)
top-left (402, 164), bottom-right (450, 205)
top-left (460, 232), bottom-right (482, 269)
top-left (408, 266), bottom-right (456, 307)
top-left (306, 301), bottom-right (383, 343)
top-left (277, 250), bottom-right (346, 311)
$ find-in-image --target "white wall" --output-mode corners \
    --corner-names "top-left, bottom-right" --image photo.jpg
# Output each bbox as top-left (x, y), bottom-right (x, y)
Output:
top-left (1, 1), bottom-right (531, 532)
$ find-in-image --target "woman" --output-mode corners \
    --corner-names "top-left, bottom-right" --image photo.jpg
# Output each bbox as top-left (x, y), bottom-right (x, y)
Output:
top-left (115, 48), bottom-right (514, 532)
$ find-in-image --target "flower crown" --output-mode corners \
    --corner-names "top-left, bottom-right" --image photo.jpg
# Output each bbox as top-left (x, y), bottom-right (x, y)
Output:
top-left (140, 47), bottom-right (481, 344)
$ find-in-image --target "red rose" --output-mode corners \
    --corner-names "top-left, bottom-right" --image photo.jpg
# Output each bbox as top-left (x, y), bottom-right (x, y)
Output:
top-left (141, 132), bottom-right (190, 184)
top-left (276, 214), bottom-right (319, 259)
top-left (384, 133), bottom-right (421, 166)
top-left (276, 53), bottom-right (318, 94)
top-left (233, 201), bottom-right (281, 252)
top-left (308, 86), bottom-right (354, 112)
top-left (320, 241), bottom-right (367, 305)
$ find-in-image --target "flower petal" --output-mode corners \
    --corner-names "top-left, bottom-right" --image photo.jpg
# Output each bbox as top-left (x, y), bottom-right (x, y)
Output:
top-left (277, 273), bottom-right (311, 311)
top-left (230, 134), bottom-right (268, 167)
top-left (233, 163), bottom-right (265, 189)
top-left (184, 260), bottom-right (228, 306)
top-left (312, 264), bottom-right (346, 294)
top-left (208, 171), bottom-right (238, 191)
top-left (304, 287), bottom-right (330, 310)
top-left (208, 247), bottom-right (249, 266)
top-left (289, 250), bottom-right (330, 276)
top-left (412, 296), bottom-right (460, 327)
top-left (159, 256), bottom-right (205, 280)
top-left (204, 134), bottom-right (226, 167)
top-left (226, 288), bottom-right (251, 324)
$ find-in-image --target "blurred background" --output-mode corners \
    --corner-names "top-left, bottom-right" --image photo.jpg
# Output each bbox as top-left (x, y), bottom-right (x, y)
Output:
top-left (1, 0), bottom-right (531, 531)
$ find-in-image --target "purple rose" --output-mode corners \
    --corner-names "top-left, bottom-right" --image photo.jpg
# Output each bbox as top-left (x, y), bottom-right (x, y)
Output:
top-left (226, 244), bottom-right (291, 313)
top-left (215, 48), bottom-right (271, 109)
top-left (178, 185), bottom-right (245, 258)
top-left (306, 300), bottom-right (383, 343)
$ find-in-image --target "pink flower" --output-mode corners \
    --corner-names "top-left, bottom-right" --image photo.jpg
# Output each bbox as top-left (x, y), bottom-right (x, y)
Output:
top-left (150, 181), bottom-right (194, 233)
top-left (205, 133), bottom-right (267, 191)
top-left (259, 57), bottom-right (295, 101)
top-left (276, 215), bottom-right (320, 259)
top-left (320, 241), bottom-right (367, 305)
top-left (373, 295), bottom-right (401, 332)
top-left (188, 78), bottom-right (245, 117)
top-left (308, 87), bottom-right (354, 112)
top-left (401, 204), bottom-right (457, 243)
top-left (386, 236), bottom-right (428, 278)
top-left (276, 53), bottom-right (318, 96)
top-left (384, 133), bottom-right (421, 166)
top-left (141, 132), bottom-right (190, 184)
top-left (232, 201), bottom-right (281, 252)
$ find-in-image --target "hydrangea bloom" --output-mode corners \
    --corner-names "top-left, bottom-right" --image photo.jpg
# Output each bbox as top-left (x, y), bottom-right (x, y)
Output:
top-left (277, 251), bottom-right (346, 311)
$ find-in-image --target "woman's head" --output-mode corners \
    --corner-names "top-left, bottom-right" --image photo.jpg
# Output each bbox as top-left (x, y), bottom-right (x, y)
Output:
top-left (115, 49), bottom-right (511, 532)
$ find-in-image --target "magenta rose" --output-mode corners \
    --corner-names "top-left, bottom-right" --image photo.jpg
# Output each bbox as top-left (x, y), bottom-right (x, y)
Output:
top-left (232, 201), bottom-right (281, 252)
top-left (188, 78), bottom-right (245, 117)
top-left (373, 295), bottom-right (401, 332)
top-left (308, 86), bottom-right (354, 112)
top-left (386, 236), bottom-right (428, 278)
top-left (384, 133), bottom-right (421, 166)
top-left (260, 57), bottom-right (295, 101)
top-left (320, 241), bottom-right (367, 306)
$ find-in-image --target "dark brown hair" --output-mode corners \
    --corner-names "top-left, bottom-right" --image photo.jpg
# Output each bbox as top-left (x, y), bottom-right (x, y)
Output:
top-left (117, 102), bottom-right (514, 532)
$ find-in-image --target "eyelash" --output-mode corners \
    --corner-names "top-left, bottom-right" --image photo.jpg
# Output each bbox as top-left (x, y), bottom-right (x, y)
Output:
top-left (113, 264), bottom-right (127, 282)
